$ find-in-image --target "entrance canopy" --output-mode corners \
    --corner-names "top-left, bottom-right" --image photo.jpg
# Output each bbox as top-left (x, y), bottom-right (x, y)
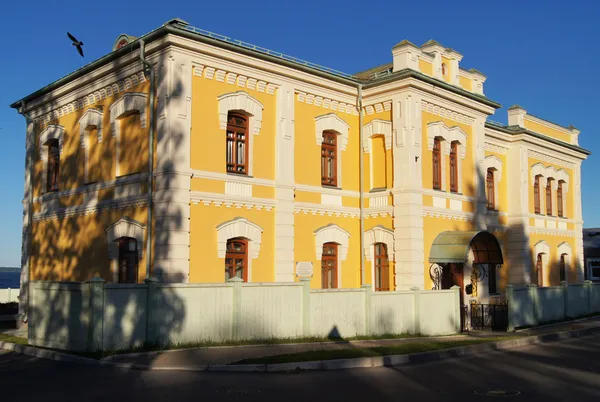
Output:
top-left (429, 230), bottom-right (503, 264)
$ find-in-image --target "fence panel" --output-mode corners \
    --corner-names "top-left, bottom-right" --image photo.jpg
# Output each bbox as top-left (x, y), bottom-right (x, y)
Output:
top-left (150, 283), bottom-right (234, 344)
top-left (28, 281), bottom-right (90, 352)
top-left (310, 289), bottom-right (365, 338)
top-left (538, 287), bottom-right (565, 323)
top-left (240, 283), bottom-right (303, 340)
top-left (566, 284), bottom-right (588, 318)
top-left (103, 285), bottom-right (147, 350)
top-left (591, 284), bottom-right (600, 314)
top-left (371, 292), bottom-right (415, 335)
top-left (419, 290), bottom-right (457, 335)
top-left (0, 288), bottom-right (19, 303)
top-left (510, 288), bottom-right (536, 328)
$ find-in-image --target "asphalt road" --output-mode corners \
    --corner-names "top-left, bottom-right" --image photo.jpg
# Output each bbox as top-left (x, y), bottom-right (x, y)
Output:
top-left (1, 333), bottom-right (600, 402)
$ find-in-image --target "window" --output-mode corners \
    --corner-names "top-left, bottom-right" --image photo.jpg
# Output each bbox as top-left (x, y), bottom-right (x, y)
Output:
top-left (321, 131), bottom-right (337, 187)
top-left (557, 181), bottom-right (564, 217)
top-left (588, 259), bottom-right (600, 280)
top-left (486, 169), bottom-right (495, 210)
top-left (226, 112), bottom-right (248, 174)
top-left (46, 139), bottom-right (60, 192)
top-left (449, 141), bottom-right (458, 193)
top-left (534, 175), bottom-right (541, 214)
top-left (535, 253), bottom-right (543, 286)
top-left (432, 138), bottom-right (442, 190)
top-left (441, 63), bottom-right (447, 75)
top-left (225, 238), bottom-right (248, 282)
top-left (546, 179), bottom-right (553, 215)
top-left (321, 242), bottom-right (338, 289)
top-left (374, 243), bottom-right (390, 291)
top-left (560, 254), bottom-right (567, 282)
top-left (118, 238), bottom-right (138, 283)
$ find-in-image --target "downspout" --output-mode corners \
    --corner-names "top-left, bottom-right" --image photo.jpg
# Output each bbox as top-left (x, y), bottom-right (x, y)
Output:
top-left (358, 84), bottom-right (365, 286)
top-left (139, 39), bottom-right (156, 279)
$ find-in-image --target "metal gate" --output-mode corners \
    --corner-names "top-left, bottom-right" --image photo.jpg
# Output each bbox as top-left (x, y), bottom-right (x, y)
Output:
top-left (469, 300), bottom-right (508, 331)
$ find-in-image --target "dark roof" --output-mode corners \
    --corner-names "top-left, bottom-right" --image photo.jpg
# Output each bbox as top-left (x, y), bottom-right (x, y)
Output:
top-left (353, 62), bottom-right (393, 80)
top-left (584, 228), bottom-right (600, 249)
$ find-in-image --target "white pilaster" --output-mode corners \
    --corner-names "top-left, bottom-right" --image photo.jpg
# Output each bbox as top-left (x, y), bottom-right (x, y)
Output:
top-left (574, 162), bottom-right (584, 281)
top-left (275, 84), bottom-right (295, 282)
top-left (19, 119), bottom-right (35, 319)
top-left (473, 117), bottom-right (487, 229)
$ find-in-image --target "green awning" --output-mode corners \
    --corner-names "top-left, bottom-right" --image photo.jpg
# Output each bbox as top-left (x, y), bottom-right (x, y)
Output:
top-left (429, 230), bottom-right (503, 264)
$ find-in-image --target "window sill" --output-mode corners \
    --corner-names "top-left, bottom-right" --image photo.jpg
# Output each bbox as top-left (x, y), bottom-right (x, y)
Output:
top-left (487, 209), bottom-right (499, 214)
top-left (322, 185), bottom-right (341, 190)
top-left (432, 188), bottom-right (445, 193)
top-left (227, 172), bottom-right (252, 179)
top-left (369, 187), bottom-right (387, 193)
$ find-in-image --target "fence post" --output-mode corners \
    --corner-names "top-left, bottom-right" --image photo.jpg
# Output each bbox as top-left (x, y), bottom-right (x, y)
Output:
top-left (561, 281), bottom-right (569, 319)
top-left (362, 284), bottom-right (372, 336)
top-left (450, 285), bottom-right (461, 333)
top-left (411, 286), bottom-right (421, 335)
top-left (229, 277), bottom-right (243, 341)
top-left (300, 278), bottom-right (311, 337)
top-left (528, 284), bottom-right (540, 326)
top-left (87, 276), bottom-right (105, 352)
top-left (506, 285), bottom-right (514, 332)
top-left (144, 277), bottom-right (159, 345)
top-left (584, 280), bottom-right (593, 315)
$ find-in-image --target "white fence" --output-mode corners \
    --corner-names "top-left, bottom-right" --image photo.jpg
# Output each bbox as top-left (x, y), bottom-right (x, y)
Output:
top-left (0, 288), bottom-right (19, 304)
top-left (28, 278), bottom-right (462, 352)
top-left (507, 281), bottom-right (600, 330)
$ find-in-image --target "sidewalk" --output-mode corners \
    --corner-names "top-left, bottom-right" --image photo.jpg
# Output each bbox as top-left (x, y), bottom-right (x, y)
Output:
top-left (103, 315), bottom-right (600, 367)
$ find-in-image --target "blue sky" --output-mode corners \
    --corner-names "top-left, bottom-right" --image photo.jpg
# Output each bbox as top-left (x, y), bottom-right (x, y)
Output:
top-left (0, 0), bottom-right (598, 266)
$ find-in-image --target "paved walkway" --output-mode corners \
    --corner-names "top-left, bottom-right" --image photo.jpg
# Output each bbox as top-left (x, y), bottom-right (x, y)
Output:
top-left (103, 316), bottom-right (600, 367)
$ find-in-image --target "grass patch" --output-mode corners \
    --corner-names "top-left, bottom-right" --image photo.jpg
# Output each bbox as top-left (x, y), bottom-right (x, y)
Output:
top-left (0, 333), bottom-right (28, 345)
top-left (234, 337), bottom-right (515, 365)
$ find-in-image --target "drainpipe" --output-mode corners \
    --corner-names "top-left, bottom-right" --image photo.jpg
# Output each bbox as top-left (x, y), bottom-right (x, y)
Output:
top-left (358, 84), bottom-right (365, 286)
top-left (139, 39), bottom-right (156, 279)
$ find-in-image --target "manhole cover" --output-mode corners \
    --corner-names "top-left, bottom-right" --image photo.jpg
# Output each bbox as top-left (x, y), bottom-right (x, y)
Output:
top-left (216, 387), bottom-right (261, 396)
top-left (474, 389), bottom-right (521, 397)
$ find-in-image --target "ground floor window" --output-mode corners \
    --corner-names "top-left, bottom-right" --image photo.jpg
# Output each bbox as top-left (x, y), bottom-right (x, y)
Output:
top-left (374, 242), bottom-right (389, 291)
top-left (560, 254), bottom-right (567, 282)
top-left (118, 237), bottom-right (138, 283)
top-left (536, 253), bottom-right (544, 286)
top-left (225, 238), bottom-right (248, 282)
top-left (322, 242), bottom-right (338, 289)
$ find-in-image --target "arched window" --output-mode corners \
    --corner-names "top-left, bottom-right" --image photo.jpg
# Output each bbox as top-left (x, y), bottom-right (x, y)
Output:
top-left (374, 243), bottom-right (390, 291)
top-left (321, 242), bottom-right (338, 289)
top-left (546, 179), bottom-right (553, 215)
top-left (226, 112), bottom-right (249, 174)
top-left (117, 237), bottom-right (139, 283)
top-left (449, 141), bottom-right (458, 193)
top-left (225, 238), bottom-right (248, 281)
top-left (557, 181), bottom-right (564, 217)
top-left (486, 169), bottom-right (495, 210)
top-left (560, 253), bottom-right (567, 282)
top-left (536, 253), bottom-right (544, 286)
top-left (432, 138), bottom-right (442, 190)
top-left (46, 139), bottom-right (60, 192)
top-left (321, 131), bottom-right (337, 187)
top-left (534, 175), bottom-right (541, 214)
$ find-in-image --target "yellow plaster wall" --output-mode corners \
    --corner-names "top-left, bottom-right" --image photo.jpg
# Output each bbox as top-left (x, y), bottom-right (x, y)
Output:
top-left (294, 190), bottom-right (321, 204)
top-left (419, 59), bottom-right (433, 76)
top-left (118, 113), bottom-right (148, 177)
top-left (191, 177), bottom-right (224, 193)
top-left (190, 74), bottom-right (276, 179)
top-left (528, 234), bottom-right (578, 286)
top-left (189, 203), bottom-right (275, 283)
top-left (459, 76), bottom-right (472, 91)
top-left (524, 118), bottom-right (572, 144)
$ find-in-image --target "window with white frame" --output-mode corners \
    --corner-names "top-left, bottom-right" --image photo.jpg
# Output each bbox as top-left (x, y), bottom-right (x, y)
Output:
top-left (588, 259), bottom-right (600, 281)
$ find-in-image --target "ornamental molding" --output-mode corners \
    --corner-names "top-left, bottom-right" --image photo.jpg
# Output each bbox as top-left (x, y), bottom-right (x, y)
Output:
top-left (193, 65), bottom-right (277, 95)
top-left (314, 224), bottom-right (350, 261)
top-left (190, 191), bottom-right (275, 211)
top-left (529, 227), bottom-right (576, 238)
top-left (78, 108), bottom-right (104, 146)
top-left (364, 225), bottom-right (395, 261)
top-left (481, 155), bottom-right (503, 182)
top-left (527, 149), bottom-right (575, 170)
top-left (38, 125), bottom-right (65, 158)
top-left (427, 121), bottom-right (467, 157)
top-left (36, 71), bottom-right (146, 124)
top-left (483, 142), bottom-right (509, 155)
top-left (106, 217), bottom-right (145, 259)
top-left (530, 163), bottom-right (570, 191)
top-left (557, 241), bottom-right (572, 256)
top-left (363, 119), bottom-right (393, 152)
top-left (422, 206), bottom-right (475, 222)
top-left (216, 217), bottom-right (263, 259)
top-left (294, 203), bottom-right (358, 218)
top-left (297, 91), bottom-right (359, 115)
top-left (32, 195), bottom-right (147, 222)
top-left (109, 92), bottom-right (148, 133)
top-left (315, 113), bottom-right (350, 150)
top-left (217, 91), bottom-right (264, 135)
top-left (363, 101), bottom-right (392, 116)
top-left (421, 100), bottom-right (474, 125)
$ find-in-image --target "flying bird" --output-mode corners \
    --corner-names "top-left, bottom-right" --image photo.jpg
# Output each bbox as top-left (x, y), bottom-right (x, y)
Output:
top-left (67, 32), bottom-right (84, 57)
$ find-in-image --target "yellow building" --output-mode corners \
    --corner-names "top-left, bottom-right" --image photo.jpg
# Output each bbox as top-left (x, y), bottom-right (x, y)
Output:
top-left (11, 19), bottom-right (590, 310)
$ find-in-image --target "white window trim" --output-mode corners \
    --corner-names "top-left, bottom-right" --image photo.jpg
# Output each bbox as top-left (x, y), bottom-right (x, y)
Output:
top-left (38, 125), bottom-right (65, 194)
top-left (557, 242), bottom-right (572, 283)
top-left (218, 91), bottom-right (264, 177)
top-left (78, 108), bottom-right (104, 183)
top-left (363, 119), bottom-right (392, 190)
top-left (216, 217), bottom-right (263, 282)
top-left (363, 226), bottom-right (394, 291)
top-left (105, 217), bottom-right (145, 283)
top-left (481, 155), bottom-right (502, 210)
top-left (315, 113), bottom-right (350, 188)
top-left (587, 258), bottom-right (600, 281)
top-left (533, 240), bottom-right (551, 286)
top-left (531, 163), bottom-right (570, 217)
top-left (109, 93), bottom-right (148, 177)
top-left (314, 224), bottom-right (350, 288)
top-left (427, 121), bottom-right (466, 193)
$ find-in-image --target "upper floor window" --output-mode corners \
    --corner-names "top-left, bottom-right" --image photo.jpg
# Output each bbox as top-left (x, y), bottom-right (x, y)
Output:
top-left (557, 181), bottom-right (564, 217)
top-left (321, 242), bottom-right (338, 289)
top-left (441, 63), bottom-right (447, 75)
top-left (546, 179), bottom-right (553, 216)
top-left (534, 175), bottom-right (541, 214)
top-left (486, 169), bottom-right (495, 210)
top-left (432, 138), bottom-right (442, 190)
top-left (118, 237), bottom-right (138, 284)
top-left (225, 238), bottom-right (248, 282)
top-left (449, 141), bottom-right (458, 193)
top-left (374, 243), bottom-right (390, 291)
top-left (226, 112), bottom-right (248, 175)
top-left (321, 131), bottom-right (337, 187)
top-left (46, 139), bottom-right (60, 192)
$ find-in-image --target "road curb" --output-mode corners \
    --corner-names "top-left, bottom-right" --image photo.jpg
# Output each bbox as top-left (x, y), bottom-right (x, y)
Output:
top-left (2, 326), bottom-right (599, 372)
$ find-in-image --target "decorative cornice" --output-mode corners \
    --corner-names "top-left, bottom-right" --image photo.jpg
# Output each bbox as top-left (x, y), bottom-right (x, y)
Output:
top-left (33, 195), bottom-right (147, 222)
top-left (483, 142), bottom-right (508, 155)
top-left (421, 100), bottom-right (474, 125)
top-left (294, 203), bottom-right (358, 218)
top-left (36, 71), bottom-right (146, 124)
top-left (527, 149), bottom-right (575, 170)
top-left (191, 169), bottom-right (275, 188)
top-left (190, 191), bottom-right (275, 211)
top-left (296, 91), bottom-right (359, 115)
top-left (422, 206), bottom-right (474, 222)
top-left (529, 227), bottom-right (577, 238)
top-left (363, 101), bottom-right (392, 116)
top-left (193, 64), bottom-right (278, 95)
